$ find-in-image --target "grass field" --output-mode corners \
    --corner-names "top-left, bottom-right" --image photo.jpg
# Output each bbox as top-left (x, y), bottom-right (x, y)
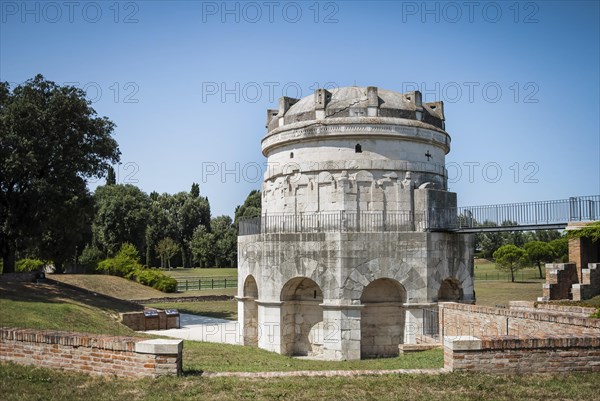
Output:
top-left (49, 274), bottom-right (237, 299)
top-left (160, 268), bottom-right (238, 278)
top-left (0, 281), bottom-right (140, 336)
top-left (1, 362), bottom-right (598, 401)
top-left (145, 300), bottom-right (238, 320)
top-left (474, 258), bottom-right (544, 281)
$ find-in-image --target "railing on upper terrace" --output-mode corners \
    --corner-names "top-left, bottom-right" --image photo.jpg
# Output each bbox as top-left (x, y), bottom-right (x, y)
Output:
top-left (239, 209), bottom-right (458, 235)
top-left (239, 196), bottom-right (600, 236)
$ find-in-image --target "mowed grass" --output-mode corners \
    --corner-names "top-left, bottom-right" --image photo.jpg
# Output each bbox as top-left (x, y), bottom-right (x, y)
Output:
top-left (472, 259), bottom-right (546, 306)
top-left (1, 362), bottom-right (599, 401)
top-left (160, 268), bottom-right (238, 278)
top-left (474, 280), bottom-right (544, 307)
top-left (474, 258), bottom-right (544, 281)
top-left (145, 300), bottom-right (238, 320)
top-left (183, 342), bottom-right (442, 373)
top-left (49, 274), bottom-right (237, 299)
top-left (0, 281), bottom-right (140, 336)
top-left (0, 279), bottom-right (440, 373)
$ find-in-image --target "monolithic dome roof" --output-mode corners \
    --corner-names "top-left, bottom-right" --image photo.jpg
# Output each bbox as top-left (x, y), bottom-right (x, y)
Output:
top-left (267, 86), bottom-right (445, 132)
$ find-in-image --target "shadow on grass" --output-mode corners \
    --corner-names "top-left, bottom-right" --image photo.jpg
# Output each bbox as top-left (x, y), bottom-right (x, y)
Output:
top-left (0, 281), bottom-right (142, 313)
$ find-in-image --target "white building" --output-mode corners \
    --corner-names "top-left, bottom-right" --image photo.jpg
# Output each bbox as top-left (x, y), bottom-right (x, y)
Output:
top-left (237, 86), bottom-right (474, 360)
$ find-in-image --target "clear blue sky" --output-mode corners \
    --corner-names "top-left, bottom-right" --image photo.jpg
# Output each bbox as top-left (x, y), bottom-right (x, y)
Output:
top-left (2, 0), bottom-right (599, 217)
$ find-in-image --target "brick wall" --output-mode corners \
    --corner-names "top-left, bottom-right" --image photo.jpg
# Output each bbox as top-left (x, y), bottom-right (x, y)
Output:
top-left (0, 328), bottom-right (182, 378)
top-left (120, 311), bottom-right (180, 331)
top-left (444, 335), bottom-right (600, 373)
top-left (441, 302), bottom-right (600, 373)
top-left (439, 302), bottom-right (600, 338)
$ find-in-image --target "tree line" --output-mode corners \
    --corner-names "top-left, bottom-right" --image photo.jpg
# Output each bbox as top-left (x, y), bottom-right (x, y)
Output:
top-left (0, 75), bottom-right (260, 273)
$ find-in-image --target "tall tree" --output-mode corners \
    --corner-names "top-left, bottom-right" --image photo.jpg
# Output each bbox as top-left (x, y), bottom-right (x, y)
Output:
top-left (190, 225), bottom-right (215, 268)
top-left (190, 182), bottom-right (200, 198)
top-left (211, 215), bottom-right (237, 267)
top-left (165, 192), bottom-right (210, 268)
top-left (0, 76), bottom-right (120, 273)
top-left (92, 184), bottom-right (149, 259)
top-left (155, 237), bottom-right (179, 269)
top-left (523, 241), bottom-right (555, 279)
top-left (106, 166), bottom-right (117, 185)
top-left (493, 244), bottom-right (527, 282)
top-left (234, 190), bottom-right (261, 226)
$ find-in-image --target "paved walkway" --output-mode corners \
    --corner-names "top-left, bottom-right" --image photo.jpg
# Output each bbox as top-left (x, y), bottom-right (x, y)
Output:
top-left (145, 313), bottom-right (241, 344)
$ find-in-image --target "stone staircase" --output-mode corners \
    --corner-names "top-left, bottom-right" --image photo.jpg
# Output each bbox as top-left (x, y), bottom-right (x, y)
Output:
top-left (572, 263), bottom-right (600, 301)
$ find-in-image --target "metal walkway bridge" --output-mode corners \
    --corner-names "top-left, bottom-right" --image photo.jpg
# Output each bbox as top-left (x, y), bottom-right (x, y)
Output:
top-left (238, 196), bottom-right (600, 236)
top-left (456, 195), bottom-right (600, 233)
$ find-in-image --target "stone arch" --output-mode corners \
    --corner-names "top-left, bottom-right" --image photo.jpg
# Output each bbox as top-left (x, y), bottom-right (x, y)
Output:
top-left (360, 278), bottom-right (407, 358)
top-left (437, 277), bottom-right (464, 302)
top-left (280, 277), bottom-right (324, 356)
top-left (242, 275), bottom-right (259, 346)
top-left (342, 257), bottom-right (424, 302)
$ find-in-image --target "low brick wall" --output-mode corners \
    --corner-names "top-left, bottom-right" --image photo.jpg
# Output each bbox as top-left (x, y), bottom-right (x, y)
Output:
top-left (444, 335), bottom-right (600, 373)
top-left (509, 301), bottom-right (597, 318)
top-left (439, 302), bottom-right (600, 338)
top-left (0, 328), bottom-right (183, 378)
top-left (120, 311), bottom-right (180, 331)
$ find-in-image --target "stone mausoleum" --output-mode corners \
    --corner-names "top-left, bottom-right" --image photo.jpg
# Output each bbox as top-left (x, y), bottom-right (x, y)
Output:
top-left (237, 86), bottom-right (474, 360)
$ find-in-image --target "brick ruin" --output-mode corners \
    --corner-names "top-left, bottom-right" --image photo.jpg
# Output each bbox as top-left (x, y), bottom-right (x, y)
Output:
top-left (542, 222), bottom-right (600, 302)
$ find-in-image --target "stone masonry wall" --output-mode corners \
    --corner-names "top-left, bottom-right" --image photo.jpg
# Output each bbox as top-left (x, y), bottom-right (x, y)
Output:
top-left (0, 328), bottom-right (182, 378)
top-left (444, 336), bottom-right (600, 373)
top-left (439, 302), bottom-right (600, 338)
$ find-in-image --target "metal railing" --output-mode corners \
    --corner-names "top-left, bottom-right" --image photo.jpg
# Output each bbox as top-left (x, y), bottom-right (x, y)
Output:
top-left (239, 196), bottom-right (600, 236)
top-left (458, 195), bottom-right (600, 229)
top-left (239, 210), bottom-right (458, 235)
top-left (422, 308), bottom-right (439, 339)
top-left (175, 276), bottom-right (237, 292)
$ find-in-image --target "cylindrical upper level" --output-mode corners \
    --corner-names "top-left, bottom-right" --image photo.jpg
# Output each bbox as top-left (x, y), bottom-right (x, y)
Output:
top-left (262, 86), bottom-right (450, 189)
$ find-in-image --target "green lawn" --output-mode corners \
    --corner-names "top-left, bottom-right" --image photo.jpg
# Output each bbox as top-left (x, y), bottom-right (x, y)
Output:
top-left (183, 342), bottom-right (442, 373)
top-left (0, 281), bottom-right (140, 336)
top-left (474, 259), bottom-right (544, 281)
top-left (160, 268), bottom-right (238, 278)
top-left (1, 362), bottom-right (599, 401)
top-left (145, 300), bottom-right (238, 320)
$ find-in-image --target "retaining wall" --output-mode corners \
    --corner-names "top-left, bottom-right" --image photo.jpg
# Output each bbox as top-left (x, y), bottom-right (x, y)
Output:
top-left (0, 328), bottom-right (182, 378)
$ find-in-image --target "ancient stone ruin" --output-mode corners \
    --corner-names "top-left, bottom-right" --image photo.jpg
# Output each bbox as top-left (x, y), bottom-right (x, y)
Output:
top-left (237, 86), bottom-right (474, 360)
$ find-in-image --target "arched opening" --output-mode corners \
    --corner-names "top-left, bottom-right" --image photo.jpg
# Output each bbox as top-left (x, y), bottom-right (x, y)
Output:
top-left (360, 278), bottom-right (406, 358)
top-left (437, 278), bottom-right (464, 302)
top-left (355, 143), bottom-right (362, 153)
top-left (280, 277), bottom-right (324, 356)
top-left (243, 275), bottom-right (259, 346)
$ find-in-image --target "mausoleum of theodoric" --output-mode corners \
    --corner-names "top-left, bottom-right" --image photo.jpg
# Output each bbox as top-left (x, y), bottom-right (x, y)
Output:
top-left (237, 86), bottom-right (474, 360)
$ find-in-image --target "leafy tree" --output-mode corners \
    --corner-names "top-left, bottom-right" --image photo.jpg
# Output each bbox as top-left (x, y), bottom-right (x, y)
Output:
top-left (502, 220), bottom-right (525, 247)
top-left (234, 190), bottom-right (261, 226)
top-left (155, 237), bottom-right (179, 269)
top-left (106, 167), bottom-right (116, 185)
top-left (212, 215), bottom-right (237, 267)
top-left (79, 244), bottom-right (104, 272)
top-left (190, 182), bottom-right (200, 198)
top-left (523, 241), bottom-right (555, 279)
top-left (190, 225), bottom-right (215, 268)
top-left (97, 243), bottom-right (141, 277)
top-left (92, 184), bottom-right (149, 259)
top-left (0, 75), bottom-right (120, 273)
top-left (493, 244), bottom-right (528, 282)
top-left (549, 237), bottom-right (569, 262)
top-left (164, 192), bottom-right (210, 268)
